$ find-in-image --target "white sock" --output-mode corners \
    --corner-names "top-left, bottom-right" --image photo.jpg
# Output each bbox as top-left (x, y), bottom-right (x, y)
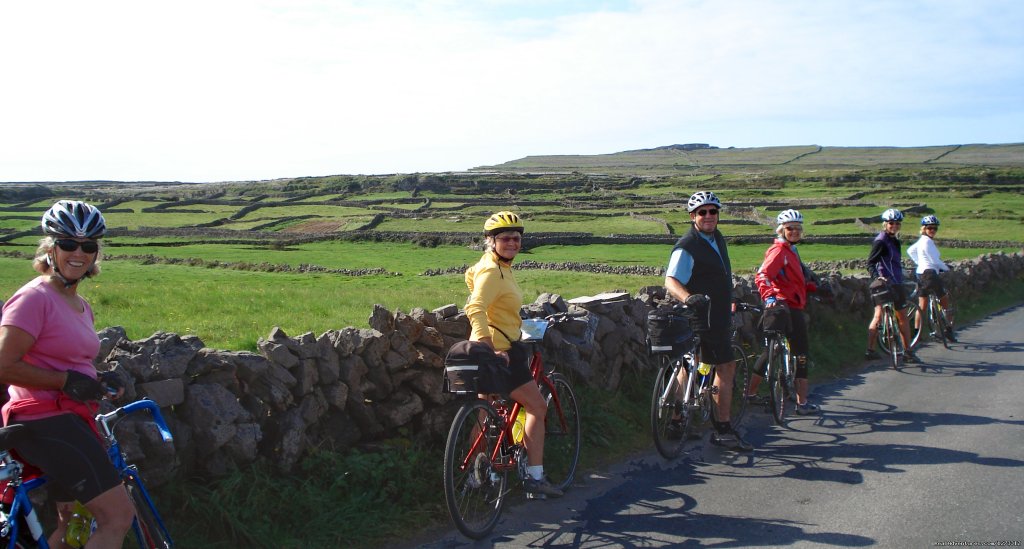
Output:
top-left (527, 465), bottom-right (544, 481)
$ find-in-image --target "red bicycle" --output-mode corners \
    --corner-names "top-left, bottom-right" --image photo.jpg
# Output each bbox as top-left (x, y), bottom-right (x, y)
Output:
top-left (442, 312), bottom-right (582, 540)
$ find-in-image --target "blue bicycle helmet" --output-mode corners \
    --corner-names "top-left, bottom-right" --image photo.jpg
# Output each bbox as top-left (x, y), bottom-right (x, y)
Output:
top-left (920, 214), bottom-right (940, 226)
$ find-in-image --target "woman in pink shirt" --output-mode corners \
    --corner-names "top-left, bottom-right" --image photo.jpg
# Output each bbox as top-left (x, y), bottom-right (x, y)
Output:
top-left (0, 200), bottom-right (133, 548)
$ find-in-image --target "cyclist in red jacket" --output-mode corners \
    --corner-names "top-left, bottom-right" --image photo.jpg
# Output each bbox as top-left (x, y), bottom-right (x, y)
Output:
top-left (746, 209), bottom-right (821, 415)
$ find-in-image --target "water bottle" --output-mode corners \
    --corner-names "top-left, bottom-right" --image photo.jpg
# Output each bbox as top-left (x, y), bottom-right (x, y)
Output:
top-left (65, 501), bottom-right (94, 548)
top-left (697, 362), bottom-right (712, 376)
top-left (511, 407), bottom-right (527, 444)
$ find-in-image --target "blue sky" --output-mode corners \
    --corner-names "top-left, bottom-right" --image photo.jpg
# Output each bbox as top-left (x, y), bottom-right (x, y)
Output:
top-left (1, 0), bottom-right (1022, 182)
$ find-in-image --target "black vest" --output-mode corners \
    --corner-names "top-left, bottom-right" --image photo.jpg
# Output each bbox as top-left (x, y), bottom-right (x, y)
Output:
top-left (673, 226), bottom-right (733, 331)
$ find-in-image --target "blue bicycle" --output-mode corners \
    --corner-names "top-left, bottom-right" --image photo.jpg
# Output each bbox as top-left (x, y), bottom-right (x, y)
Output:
top-left (0, 399), bottom-right (174, 548)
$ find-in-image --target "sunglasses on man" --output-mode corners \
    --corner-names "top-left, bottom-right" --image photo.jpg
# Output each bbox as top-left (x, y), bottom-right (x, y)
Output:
top-left (55, 239), bottom-right (100, 254)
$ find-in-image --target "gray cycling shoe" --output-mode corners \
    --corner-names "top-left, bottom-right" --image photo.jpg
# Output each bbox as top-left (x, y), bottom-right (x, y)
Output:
top-left (524, 477), bottom-right (564, 499)
top-left (710, 430), bottom-right (753, 452)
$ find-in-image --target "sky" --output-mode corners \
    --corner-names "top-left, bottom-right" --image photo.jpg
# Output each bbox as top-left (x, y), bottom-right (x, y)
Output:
top-left (2, 0), bottom-right (1022, 183)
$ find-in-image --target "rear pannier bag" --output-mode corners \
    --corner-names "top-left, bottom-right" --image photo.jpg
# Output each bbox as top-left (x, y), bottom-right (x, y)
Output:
top-left (443, 340), bottom-right (508, 395)
top-left (869, 278), bottom-right (893, 305)
top-left (646, 310), bottom-right (696, 354)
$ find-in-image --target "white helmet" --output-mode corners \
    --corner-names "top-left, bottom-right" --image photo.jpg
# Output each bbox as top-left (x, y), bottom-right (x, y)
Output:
top-left (41, 200), bottom-right (107, 239)
top-left (776, 209), bottom-right (803, 225)
top-left (920, 215), bottom-right (939, 226)
top-left (881, 208), bottom-right (904, 222)
top-left (687, 191), bottom-right (722, 213)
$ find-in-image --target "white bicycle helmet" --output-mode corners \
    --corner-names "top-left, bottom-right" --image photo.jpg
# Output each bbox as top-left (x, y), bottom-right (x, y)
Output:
top-left (880, 208), bottom-right (904, 222)
top-left (41, 200), bottom-right (107, 239)
top-left (920, 214), bottom-right (940, 226)
top-left (776, 209), bottom-right (803, 225)
top-left (687, 191), bottom-right (723, 213)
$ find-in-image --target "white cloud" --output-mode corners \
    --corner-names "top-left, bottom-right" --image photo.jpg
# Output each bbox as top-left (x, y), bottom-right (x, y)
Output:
top-left (1, 0), bottom-right (1021, 181)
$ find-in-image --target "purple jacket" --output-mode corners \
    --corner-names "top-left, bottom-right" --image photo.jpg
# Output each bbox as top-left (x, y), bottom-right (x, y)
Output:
top-left (868, 231), bottom-right (904, 283)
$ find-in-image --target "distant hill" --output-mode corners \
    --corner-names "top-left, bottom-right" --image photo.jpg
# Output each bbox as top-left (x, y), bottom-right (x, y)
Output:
top-left (474, 143), bottom-right (1024, 175)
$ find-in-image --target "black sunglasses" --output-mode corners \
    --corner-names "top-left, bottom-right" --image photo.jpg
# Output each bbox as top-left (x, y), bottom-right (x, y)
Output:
top-left (55, 239), bottom-right (99, 254)
top-left (696, 209), bottom-right (719, 217)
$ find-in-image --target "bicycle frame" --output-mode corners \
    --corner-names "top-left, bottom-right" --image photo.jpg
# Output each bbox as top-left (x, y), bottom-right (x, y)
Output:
top-left (0, 400), bottom-right (174, 549)
top-left (459, 343), bottom-right (564, 478)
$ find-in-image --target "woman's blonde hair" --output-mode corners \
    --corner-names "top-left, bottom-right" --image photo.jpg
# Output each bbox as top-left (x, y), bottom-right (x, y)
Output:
top-left (33, 236), bottom-right (102, 277)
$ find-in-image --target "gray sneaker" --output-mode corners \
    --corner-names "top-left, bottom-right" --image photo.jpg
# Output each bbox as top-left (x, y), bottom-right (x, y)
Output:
top-left (710, 430), bottom-right (754, 452)
top-left (524, 477), bottom-right (564, 499)
top-left (795, 403), bottom-right (821, 416)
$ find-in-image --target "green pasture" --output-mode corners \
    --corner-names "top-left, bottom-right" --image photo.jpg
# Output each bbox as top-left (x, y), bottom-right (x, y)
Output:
top-left (2, 238), bottom-right (1015, 351)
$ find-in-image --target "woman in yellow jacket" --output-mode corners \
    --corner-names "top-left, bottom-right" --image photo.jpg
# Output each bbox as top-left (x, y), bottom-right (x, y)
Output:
top-left (464, 211), bottom-right (563, 499)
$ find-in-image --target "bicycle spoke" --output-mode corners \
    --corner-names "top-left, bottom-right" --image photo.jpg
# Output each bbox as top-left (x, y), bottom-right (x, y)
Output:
top-left (444, 401), bottom-right (506, 540)
top-left (651, 359), bottom-right (686, 459)
top-left (542, 374), bottom-right (581, 491)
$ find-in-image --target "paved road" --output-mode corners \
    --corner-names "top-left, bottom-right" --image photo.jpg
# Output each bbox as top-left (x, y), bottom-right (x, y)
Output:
top-left (404, 305), bottom-right (1024, 548)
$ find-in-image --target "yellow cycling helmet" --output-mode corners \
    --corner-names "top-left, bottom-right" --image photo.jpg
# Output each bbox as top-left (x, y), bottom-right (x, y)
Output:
top-left (483, 211), bottom-right (524, 236)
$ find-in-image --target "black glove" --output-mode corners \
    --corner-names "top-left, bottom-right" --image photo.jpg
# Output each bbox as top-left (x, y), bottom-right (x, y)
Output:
top-left (62, 370), bottom-right (105, 403)
top-left (684, 294), bottom-right (710, 308)
top-left (98, 371), bottom-right (125, 395)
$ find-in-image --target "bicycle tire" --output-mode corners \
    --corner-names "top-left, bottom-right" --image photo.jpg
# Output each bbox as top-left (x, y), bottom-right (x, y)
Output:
top-left (885, 311), bottom-right (903, 370)
top-left (767, 340), bottom-right (789, 425)
top-left (717, 344), bottom-right (750, 427)
top-left (124, 474), bottom-right (173, 549)
top-left (906, 303), bottom-right (924, 349)
top-left (443, 400), bottom-right (507, 540)
top-left (931, 298), bottom-right (950, 349)
top-left (650, 357), bottom-right (686, 459)
top-left (540, 373), bottom-right (581, 491)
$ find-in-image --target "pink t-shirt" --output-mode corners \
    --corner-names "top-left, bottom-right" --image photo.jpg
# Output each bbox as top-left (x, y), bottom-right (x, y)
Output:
top-left (2, 277), bottom-right (100, 417)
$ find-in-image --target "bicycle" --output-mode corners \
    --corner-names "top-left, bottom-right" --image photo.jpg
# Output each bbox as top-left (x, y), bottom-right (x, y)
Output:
top-left (908, 282), bottom-right (954, 350)
top-left (877, 298), bottom-right (906, 370)
top-left (878, 280), bottom-right (922, 353)
top-left (754, 305), bottom-right (797, 425)
top-left (442, 312), bottom-right (582, 540)
top-left (647, 302), bottom-right (751, 459)
top-left (0, 399), bottom-right (174, 549)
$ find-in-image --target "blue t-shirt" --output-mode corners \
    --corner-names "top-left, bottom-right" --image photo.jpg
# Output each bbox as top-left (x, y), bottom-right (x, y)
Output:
top-left (666, 232), bottom-right (724, 284)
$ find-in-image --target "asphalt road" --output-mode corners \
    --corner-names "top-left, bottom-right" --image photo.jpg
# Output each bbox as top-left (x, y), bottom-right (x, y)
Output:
top-left (402, 305), bottom-right (1024, 548)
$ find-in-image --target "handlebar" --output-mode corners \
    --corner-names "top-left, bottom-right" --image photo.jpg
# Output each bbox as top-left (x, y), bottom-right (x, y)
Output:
top-left (95, 399), bottom-right (173, 443)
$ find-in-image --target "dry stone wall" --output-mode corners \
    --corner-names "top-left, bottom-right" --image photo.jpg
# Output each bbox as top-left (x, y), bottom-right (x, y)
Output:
top-left (93, 252), bottom-right (1024, 485)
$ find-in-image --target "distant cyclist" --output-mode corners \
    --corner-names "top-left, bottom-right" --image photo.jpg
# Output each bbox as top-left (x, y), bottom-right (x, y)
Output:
top-left (464, 211), bottom-right (563, 499)
top-left (864, 208), bottom-right (921, 363)
top-left (907, 214), bottom-right (955, 341)
top-left (664, 191), bottom-right (752, 451)
top-left (747, 209), bottom-right (821, 415)
top-left (0, 200), bottom-right (133, 548)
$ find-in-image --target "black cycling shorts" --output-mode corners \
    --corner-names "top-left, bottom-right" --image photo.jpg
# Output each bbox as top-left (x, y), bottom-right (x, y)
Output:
top-left (699, 328), bottom-right (735, 365)
top-left (13, 413), bottom-right (121, 504)
top-left (918, 269), bottom-right (947, 297)
top-left (503, 342), bottom-right (535, 393)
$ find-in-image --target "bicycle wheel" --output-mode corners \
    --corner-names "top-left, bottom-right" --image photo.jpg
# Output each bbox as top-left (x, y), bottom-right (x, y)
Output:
top-left (906, 302), bottom-right (924, 349)
top-left (885, 312), bottom-right (903, 370)
top-left (541, 373), bottom-right (580, 491)
top-left (650, 357), bottom-right (686, 459)
top-left (767, 340), bottom-right (789, 426)
top-left (124, 473), bottom-right (173, 549)
top-left (443, 400), bottom-right (507, 540)
top-left (931, 298), bottom-right (950, 349)
top-left (716, 344), bottom-right (750, 426)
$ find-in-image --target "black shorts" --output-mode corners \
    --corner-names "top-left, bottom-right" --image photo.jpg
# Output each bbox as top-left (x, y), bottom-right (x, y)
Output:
top-left (504, 342), bottom-right (535, 392)
top-left (13, 413), bottom-right (121, 504)
top-left (699, 328), bottom-right (735, 365)
top-left (918, 269), bottom-right (947, 297)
